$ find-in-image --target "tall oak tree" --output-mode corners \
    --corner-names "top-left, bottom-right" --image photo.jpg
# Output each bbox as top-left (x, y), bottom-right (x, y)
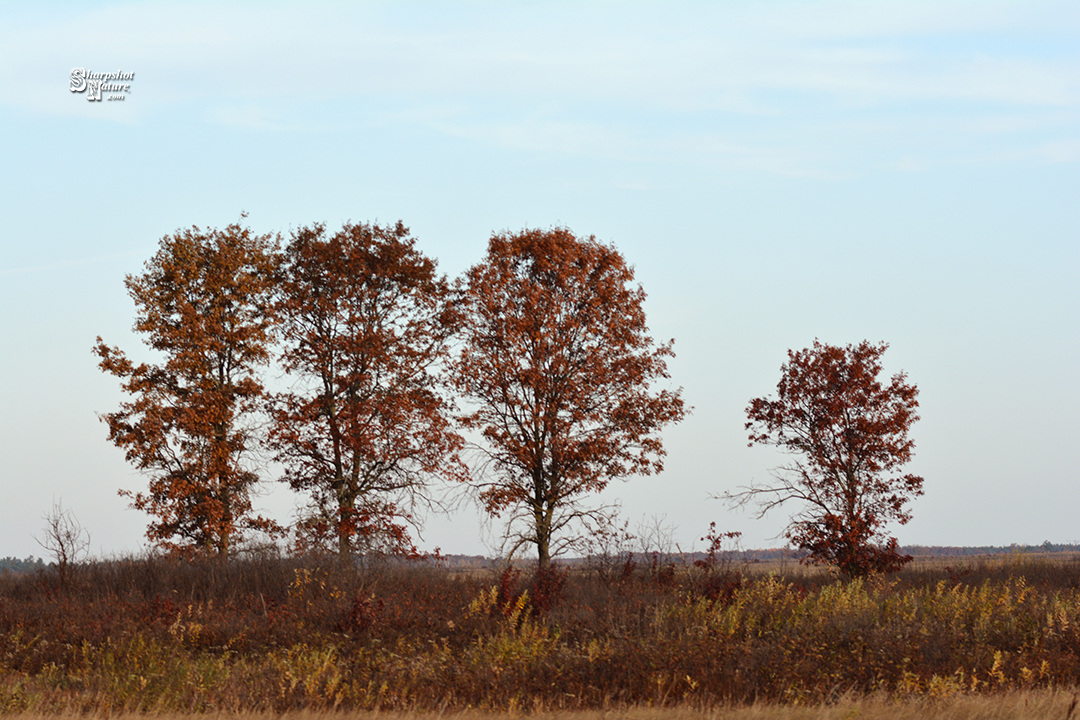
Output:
top-left (452, 228), bottom-right (687, 568)
top-left (94, 222), bottom-right (280, 557)
top-left (269, 221), bottom-right (464, 563)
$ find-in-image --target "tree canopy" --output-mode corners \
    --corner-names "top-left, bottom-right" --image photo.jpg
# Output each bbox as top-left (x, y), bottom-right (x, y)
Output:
top-left (738, 340), bottom-right (923, 576)
top-left (451, 227), bottom-right (687, 567)
top-left (269, 221), bottom-right (464, 562)
top-left (94, 222), bottom-right (280, 557)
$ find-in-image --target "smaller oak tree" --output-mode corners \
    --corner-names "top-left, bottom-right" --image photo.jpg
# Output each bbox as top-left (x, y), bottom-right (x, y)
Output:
top-left (452, 227), bottom-right (687, 568)
top-left (734, 340), bottom-right (923, 577)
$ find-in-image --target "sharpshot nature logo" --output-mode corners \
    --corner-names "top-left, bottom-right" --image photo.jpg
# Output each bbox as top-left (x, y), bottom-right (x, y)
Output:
top-left (70, 68), bottom-right (135, 102)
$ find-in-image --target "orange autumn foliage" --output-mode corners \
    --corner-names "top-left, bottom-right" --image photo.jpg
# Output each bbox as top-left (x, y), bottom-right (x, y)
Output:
top-left (94, 221), bottom-right (281, 557)
top-left (452, 228), bottom-right (687, 567)
top-left (269, 221), bottom-right (465, 562)
top-left (740, 340), bottom-right (924, 576)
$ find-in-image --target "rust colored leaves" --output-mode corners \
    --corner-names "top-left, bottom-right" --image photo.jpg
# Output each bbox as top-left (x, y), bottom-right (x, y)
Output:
top-left (452, 228), bottom-right (687, 567)
top-left (269, 222), bottom-right (464, 562)
top-left (742, 340), bottom-right (923, 576)
top-left (94, 222), bottom-right (280, 557)
top-left (96, 220), bottom-right (687, 565)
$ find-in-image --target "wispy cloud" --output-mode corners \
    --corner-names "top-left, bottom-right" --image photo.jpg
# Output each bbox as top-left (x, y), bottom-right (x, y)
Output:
top-left (3, 1), bottom-right (1076, 171)
top-left (205, 105), bottom-right (292, 131)
top-left (0, 250), bottom-right (138, 278)
top-left (6, 2), bottom-right (1077, 107)
top-left (1036, 138), bottom-right (1080, 163)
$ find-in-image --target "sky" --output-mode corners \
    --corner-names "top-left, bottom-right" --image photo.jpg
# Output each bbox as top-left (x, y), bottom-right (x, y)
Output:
top-left (1, 1), bottom-right (1077, 561)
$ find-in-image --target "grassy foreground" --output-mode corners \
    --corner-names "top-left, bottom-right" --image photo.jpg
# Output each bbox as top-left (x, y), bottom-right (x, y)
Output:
top-left (3, 691), bottom-right (1080, 719)
top-left (4, 554), bottom-right (1080, 713)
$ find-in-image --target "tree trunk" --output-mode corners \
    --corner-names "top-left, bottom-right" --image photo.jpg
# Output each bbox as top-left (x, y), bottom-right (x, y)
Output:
top-left (537, 534), bottom-right (551, 569)
top-left (533, 474), bottom-right (551, 570)
top-left (338, 491), bottom-right (354, 568)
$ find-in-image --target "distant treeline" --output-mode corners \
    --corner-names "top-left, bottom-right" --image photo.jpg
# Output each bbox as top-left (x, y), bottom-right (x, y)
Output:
top-left (7, 546), bottom-right (1078, 574)
top-left (0, 556), bottom-right (47, 573)
top-left (696, 545), bottom-right (1080, 563)
top-left (899, 543), bottom-right (1080, 557)
top-left (718, 544), bottom-right (1080, 562)
top-left (442, 544), bottom-right (1080, 568)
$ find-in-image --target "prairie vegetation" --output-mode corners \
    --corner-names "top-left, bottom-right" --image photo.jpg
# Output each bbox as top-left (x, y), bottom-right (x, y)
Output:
top-left (3, 553), bottom-right (1080, 714)
top-left (5, 695), bottom-right (1080, 720)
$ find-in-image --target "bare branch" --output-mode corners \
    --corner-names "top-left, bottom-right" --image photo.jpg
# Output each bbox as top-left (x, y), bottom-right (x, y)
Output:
top-left (35, 499), bottom-right (90, 588)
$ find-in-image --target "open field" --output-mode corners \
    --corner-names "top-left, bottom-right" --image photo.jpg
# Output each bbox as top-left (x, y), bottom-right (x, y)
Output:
top-left (4, 691), bottom-right (1080, 719)
top-left (751, 553), bottom-right (1066, 580)
top-left (5, 553), bottom-right (1080, 714)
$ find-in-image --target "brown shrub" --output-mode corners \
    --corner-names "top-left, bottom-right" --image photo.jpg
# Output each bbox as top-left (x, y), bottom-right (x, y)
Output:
top-left (3, 554), bottom-right (1080, 712)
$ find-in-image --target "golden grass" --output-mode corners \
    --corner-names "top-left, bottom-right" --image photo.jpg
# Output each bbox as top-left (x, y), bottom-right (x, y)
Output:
top-left (7, 555), bottom-right (1080, 713)
top-left (3, 688), bottom-right (1080, 719)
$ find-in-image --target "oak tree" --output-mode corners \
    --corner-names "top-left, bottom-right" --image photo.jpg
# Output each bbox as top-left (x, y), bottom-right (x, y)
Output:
top-left (269, 221), bottom-right (464, 563)
top-left (737, 340), bottom-right (923, 576)
top-left (94, 222), bottom-right (280, 557)
top-left (452, 227), bottom-right (687, 568)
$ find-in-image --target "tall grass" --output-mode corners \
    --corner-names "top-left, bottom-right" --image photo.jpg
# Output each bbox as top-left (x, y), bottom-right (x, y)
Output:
top-left (3, 554), bottom-right (1080, 712)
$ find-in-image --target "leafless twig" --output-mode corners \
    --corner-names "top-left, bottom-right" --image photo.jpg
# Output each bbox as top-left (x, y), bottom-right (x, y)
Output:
top-left (35, 499), bottom-right (91, 587)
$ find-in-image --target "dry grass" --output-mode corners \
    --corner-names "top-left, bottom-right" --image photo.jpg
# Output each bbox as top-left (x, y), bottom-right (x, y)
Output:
top-left (4, 554), bottom-right (1080, 713)
top-left (3, 689), bottom-right (1080, 719)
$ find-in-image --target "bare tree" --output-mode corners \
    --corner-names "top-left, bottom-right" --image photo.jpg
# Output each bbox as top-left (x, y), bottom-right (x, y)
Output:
top-left (579, 511), bottom-right (636, 582)
top-left (35, 500), bottom-right (91, 587)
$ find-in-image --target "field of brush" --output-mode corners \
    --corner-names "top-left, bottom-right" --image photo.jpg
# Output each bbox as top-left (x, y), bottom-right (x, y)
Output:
top-left (3, 553), bottom-right (1080, 715)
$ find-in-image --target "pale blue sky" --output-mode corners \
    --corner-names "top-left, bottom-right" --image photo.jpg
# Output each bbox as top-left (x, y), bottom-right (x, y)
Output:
top-left (1, 1), bottom-right (1077, 559)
